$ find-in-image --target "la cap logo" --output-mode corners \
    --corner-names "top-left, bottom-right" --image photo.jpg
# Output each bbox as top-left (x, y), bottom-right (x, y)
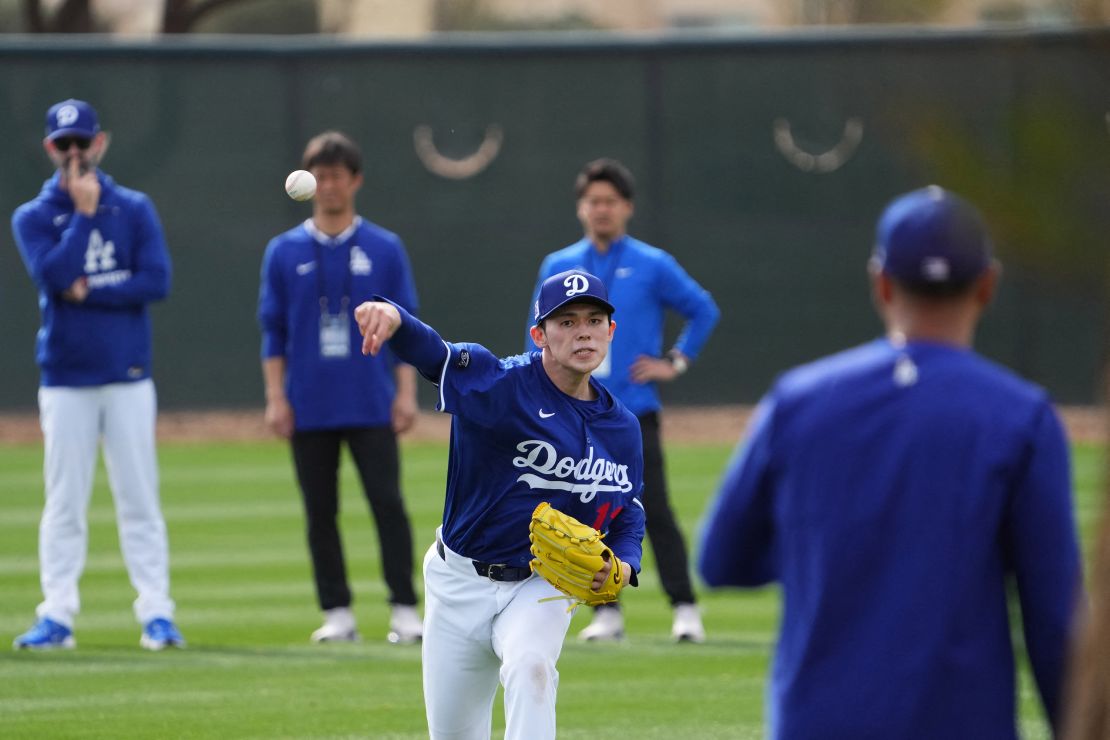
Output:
top-left (56, 105), bottom-right (79, 127)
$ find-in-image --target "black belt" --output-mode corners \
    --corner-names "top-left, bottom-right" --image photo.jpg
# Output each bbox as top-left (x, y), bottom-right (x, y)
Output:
top-left (436, 537), bottom-right (532, 582)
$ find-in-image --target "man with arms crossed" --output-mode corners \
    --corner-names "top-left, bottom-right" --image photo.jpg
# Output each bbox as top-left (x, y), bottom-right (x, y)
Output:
top-left (259, 130), bottom-right (422, 644)
top-left (529, 158), bottom-right (719, 642)
top-left (356, 269), bottom-right (645, 739)
top-left (699, 186), bottom-right (1083, 738)
top-left (12, 99), bottom-right (182, 650)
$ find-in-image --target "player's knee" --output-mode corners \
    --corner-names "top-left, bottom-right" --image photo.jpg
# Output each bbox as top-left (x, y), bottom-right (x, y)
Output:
top-left (500, 651), bottom-right (558, 698)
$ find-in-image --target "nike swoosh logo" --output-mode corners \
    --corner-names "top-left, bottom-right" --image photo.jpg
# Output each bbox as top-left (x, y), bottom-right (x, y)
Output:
top-left (538, 410), bottom-right (555, 419)
top-left (296, 261), bottom-right (316, 275)
top-left (616, 267), bottom-right (633, 278)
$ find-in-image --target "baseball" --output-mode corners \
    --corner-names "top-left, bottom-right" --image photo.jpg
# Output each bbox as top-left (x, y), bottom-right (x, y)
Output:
top-left (284, 170), bottom-right (316, 201)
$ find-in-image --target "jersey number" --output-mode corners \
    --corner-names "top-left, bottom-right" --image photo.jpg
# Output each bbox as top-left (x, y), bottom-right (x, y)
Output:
top-left (84, 230), bottom-right (117, 273)
top-left (592, 502), bottom-right (624, 531)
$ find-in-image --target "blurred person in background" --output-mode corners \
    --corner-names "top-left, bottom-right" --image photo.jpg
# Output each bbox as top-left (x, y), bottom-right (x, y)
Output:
top-left (11, 98), bottom-right (183, 651)
top-left (699, 185), bottom-right (1083, 739)
top-left (528, 158), bottom-right (719, 643)
top-left (258, 130), bottom-right (422, 645)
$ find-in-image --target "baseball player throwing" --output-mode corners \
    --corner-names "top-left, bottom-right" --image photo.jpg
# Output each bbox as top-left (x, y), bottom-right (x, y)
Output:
top-left (355, 269), bottom-right (645, 740)
top-left (11, 99), bottom-right (183, 650)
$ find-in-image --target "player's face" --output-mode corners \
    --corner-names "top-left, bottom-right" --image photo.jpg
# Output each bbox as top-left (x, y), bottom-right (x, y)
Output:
top-left (535, 303), bottom-right (615, 375)
top-left (577, 181), bottom-right (633, 244)
top-left (45, 132), bottom-right (106, 176)
top-left (311, 164), bottom-right (362, 216)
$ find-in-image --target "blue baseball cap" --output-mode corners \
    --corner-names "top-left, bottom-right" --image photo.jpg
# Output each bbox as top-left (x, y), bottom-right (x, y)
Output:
top-left (873, 186), bottom-right (993, 289)
top-left (534, 269), bottom-right (615, 324)
top-left (45, 99), bottom-right (100, 141)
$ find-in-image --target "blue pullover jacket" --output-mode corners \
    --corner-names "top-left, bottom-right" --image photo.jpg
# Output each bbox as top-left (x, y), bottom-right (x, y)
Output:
top-left (699, 338), bottom-right (1083, 739)
top-left (12, 171), bottom-right (171, 387)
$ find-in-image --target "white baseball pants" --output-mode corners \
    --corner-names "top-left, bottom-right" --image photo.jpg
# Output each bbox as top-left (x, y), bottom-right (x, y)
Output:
top-left (36, 380), bottom-right (174, 627)
top-left (422, 533), bottom-right (574, 740)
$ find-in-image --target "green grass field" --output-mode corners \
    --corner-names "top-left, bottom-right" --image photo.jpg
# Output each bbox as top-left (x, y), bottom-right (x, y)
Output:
top-left (0, 438), bottom-right (1103, 739)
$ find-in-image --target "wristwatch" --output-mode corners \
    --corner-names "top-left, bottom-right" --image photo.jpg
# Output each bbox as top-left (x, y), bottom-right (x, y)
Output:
top-left (665, 350), bottom-right (689, 375)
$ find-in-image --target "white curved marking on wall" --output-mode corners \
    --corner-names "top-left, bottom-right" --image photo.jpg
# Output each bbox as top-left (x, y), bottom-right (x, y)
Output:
top-left (413, 124), bottom-right (504, 180)
top-left (773, 117), bottom-right (863, 174)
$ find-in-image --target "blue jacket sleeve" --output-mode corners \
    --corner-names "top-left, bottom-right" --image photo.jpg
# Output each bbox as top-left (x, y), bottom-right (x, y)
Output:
top-left (82, 194), bottom-right (171, 307)
top-left (258, 239), bottom-right (287, 359)
top-left (698, 397), bottom-right (777, 587)
top-left (1004, 401), bottom-right (1083, 729)
top-left (12, 205), bottom-right (90, 295)
top-left (374, 298), bottom-right (450, 382)
top-left (606, 485), bottom-right (646, 576)
top-left (657, 252), bottom-right (719, 360)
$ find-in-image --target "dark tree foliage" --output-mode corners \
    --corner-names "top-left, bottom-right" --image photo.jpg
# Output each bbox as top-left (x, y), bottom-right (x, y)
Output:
top-left (23, 0), bottom-right (93, 32)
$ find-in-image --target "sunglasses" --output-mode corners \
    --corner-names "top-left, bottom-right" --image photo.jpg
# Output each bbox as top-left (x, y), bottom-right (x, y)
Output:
top-left (53, 136), bottom-right (92, 151)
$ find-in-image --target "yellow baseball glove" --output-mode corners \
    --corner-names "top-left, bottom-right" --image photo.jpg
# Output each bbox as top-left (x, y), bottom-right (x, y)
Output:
top-left (528, 502), bottom-right (625, 610)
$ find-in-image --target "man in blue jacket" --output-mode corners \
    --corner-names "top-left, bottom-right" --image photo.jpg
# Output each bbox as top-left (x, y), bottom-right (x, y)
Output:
top-left (259, 131), bottom-right (422, 644)
top-left (11, 99), bottom-right (183, 651)
top-left (528, 159), bottom-right (719, 643)
top-left (699, 186), bottom-right (1083, 738)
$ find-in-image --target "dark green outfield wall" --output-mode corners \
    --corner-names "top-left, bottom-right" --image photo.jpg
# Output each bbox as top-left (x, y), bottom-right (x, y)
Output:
top-left (1, 29), bottom-right (1106, 411)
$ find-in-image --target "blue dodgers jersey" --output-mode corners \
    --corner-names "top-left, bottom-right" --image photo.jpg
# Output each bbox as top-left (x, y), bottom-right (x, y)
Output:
top-left (698, 337), bottom-right (1082, 739)
top-left (526, 235), bottom-right (719, 416)
top-left (12, 172), bottom-right (172, 387)
top-left (258, 217), bottom-right (418, 430)
top-left (435, 346), bottom-right (645, 570)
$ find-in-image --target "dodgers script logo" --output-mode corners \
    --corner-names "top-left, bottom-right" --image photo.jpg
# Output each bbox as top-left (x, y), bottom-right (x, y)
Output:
top-left (563, 273), bottom-right (589, 297)
top-left (512, 440), bottom-right (631, 503)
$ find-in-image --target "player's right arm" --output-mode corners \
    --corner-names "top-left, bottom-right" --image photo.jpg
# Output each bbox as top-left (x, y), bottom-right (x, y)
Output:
top-left (697, 396), bottom-right (778, 588)
top-left (258, 239), bottom-right (292, 438)
top-left (356, 299), bottom-right (446, 381)
top-left (357, 299), bottom-right (508, 425)
top-left (12, 202), bottom-right (89, 295)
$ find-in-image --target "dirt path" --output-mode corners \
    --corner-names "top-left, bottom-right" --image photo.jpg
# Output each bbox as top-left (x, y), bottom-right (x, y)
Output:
top-left (0, 406), bottom-right (1104, 445)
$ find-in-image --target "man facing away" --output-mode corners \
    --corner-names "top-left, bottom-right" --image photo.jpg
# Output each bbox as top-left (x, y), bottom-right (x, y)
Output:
top-left (699, 186), bottom-right (1084, 739)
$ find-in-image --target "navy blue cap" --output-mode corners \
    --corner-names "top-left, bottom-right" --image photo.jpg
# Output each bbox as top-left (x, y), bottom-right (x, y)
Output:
top-left (534, 269), bottom-right (615, 324)
top-left (45, 99), bottom-right (100, 141)
top-left (873, 186), bottom-right (993, 288)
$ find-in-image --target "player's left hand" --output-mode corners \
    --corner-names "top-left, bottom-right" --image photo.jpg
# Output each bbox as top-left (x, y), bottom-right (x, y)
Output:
top-left (354, 301), bottom-right (401, 356)
top-left (590, 556), bottom-right (632, 592)
top-left (61, 276), bottom-right (89, 303)
top-left (630, 353), bottom-right (681, 384)
top-left (529, 502), bottom-right (627, 609)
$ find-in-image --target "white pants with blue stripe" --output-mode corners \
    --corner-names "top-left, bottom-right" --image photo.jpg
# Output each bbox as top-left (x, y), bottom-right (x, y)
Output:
top-left (36, 379), bottom-right (174, 628)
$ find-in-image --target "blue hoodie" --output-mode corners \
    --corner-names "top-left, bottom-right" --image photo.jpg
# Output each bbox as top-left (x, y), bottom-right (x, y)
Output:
top-left (12, 171), bottom-right (172, 387)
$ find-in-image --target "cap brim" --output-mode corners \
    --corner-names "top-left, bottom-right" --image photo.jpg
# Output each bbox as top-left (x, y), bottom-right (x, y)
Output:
top-left (47, 128), bottom-right (97, 141)
top-left (535, 296), bottom-right (615, 324)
